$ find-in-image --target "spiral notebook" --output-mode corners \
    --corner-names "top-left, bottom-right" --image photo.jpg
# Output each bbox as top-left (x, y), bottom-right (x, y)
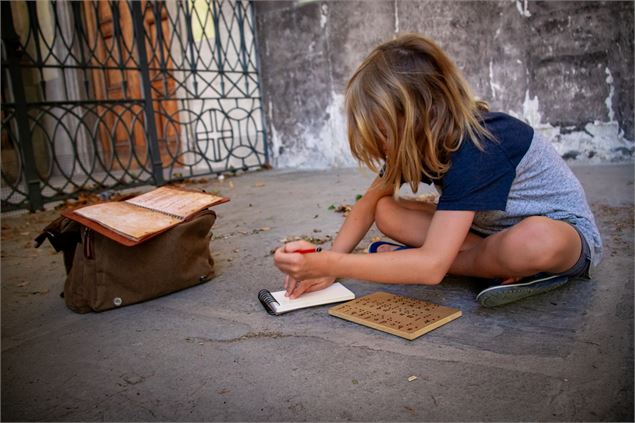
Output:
top-left (258, 282), bottom-right (355, 315)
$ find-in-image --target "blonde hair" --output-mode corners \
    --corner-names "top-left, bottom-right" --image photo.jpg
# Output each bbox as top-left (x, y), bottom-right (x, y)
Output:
top-left (346, 33), bottom-right (493, 194)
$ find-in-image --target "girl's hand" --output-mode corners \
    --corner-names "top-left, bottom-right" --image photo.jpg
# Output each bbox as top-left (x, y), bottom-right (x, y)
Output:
top-left (273, 240), bottom-right (318, 281)
top-left (274, 240), bottom-right (333, 298)
top-left (284, 275), bottom-right (336, 299)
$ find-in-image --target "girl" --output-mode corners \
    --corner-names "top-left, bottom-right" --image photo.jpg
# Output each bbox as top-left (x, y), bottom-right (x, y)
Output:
top-left (273, 34), bottom-right (602, 307)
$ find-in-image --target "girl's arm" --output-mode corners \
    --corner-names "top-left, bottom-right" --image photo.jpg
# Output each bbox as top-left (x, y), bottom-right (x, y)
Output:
top-left (330, 176), bottom-right (394, 253)
top-left (275, 209), bottom-right (475, 286)
top-left (283, 176), bottom-right (393, 297)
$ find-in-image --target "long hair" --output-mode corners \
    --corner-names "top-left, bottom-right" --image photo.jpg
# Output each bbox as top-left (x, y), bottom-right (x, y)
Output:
top-left (346, 33), bottom-right (493, 194)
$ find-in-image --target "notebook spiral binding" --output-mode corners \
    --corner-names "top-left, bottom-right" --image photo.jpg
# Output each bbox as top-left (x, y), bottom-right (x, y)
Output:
top-left (258, 289), bottom-right (279, 315)
top-left (128, 202), bottom-right (186, 220)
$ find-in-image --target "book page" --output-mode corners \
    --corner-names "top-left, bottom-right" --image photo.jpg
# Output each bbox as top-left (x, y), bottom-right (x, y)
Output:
top-left (74, 202), bottom-right (181, 241)
top-left (270, 283), bottom-right (355, 313)
top-left (126, 186), bottom-right (224, 219)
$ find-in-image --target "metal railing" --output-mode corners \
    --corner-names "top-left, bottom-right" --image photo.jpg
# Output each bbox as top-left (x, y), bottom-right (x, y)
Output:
top-left (1, 0), bottom-right (268, 211)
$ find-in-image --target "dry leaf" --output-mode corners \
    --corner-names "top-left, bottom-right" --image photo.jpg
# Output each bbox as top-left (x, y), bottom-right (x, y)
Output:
top-left (333, 204), bottom-right (352, 216)
top-left (402, 193), bottom-right (439, 204)
top-left (180, 177), bottom-right (209, 185)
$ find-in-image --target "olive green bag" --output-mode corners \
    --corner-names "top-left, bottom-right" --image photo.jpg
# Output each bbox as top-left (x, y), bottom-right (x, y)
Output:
top-left (36, 211), bottom-right (216, 313)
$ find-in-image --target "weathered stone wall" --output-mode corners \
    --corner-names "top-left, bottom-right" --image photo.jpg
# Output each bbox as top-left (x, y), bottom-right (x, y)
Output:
top-left (255, 0), bottom-right (634, 168)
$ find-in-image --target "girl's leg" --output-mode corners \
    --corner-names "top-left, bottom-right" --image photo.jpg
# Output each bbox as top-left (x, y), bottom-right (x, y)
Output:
top-left (374, 196), bottom-right (483, 252)
top-left (451, 216), bottom-right (583, 280)
top-left (374, 196), bottom-right (583, 280)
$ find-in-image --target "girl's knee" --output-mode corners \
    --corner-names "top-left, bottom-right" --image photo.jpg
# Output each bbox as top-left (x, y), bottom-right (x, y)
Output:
top-left (501, 216), bottom-right (576, 269)
top-left (522, 216), bottom-right (554, 236)
top-left (523, 217), bottom-right (573, 253)
top-left (374, 196), bottom-right (397, 235)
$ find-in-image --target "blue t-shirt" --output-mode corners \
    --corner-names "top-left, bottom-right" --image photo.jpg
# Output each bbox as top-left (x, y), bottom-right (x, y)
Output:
top-left (414, 112), bottom-right (602, 265)
top-left (433, 112), bottom-right (533, 211)
top-left (378, 111), bottom-right (602, 264)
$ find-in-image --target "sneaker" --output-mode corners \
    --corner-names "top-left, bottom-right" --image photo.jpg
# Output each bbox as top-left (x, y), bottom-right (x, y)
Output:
top-left (476, 273), bottom-right (570, 308)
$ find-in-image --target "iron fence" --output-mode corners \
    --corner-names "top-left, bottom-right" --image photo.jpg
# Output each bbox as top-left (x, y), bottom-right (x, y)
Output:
top-left (1, 0), bottom-right (268, 211)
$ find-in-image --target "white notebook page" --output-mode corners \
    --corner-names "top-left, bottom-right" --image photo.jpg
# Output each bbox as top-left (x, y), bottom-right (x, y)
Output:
top-left (270, 282), bottom-right (355, 313)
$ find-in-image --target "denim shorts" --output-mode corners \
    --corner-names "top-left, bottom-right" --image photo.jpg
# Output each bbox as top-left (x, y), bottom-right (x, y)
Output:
top-left (558, 224), bottom-right (592, 279)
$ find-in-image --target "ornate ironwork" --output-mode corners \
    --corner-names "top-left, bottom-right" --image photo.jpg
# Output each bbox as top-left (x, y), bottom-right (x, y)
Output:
top-left (1, 0), bottom-right (268, 211)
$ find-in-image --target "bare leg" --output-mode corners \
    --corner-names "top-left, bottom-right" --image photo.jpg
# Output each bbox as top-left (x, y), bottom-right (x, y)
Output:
top-left (451, 216), bottom-right (582, 279)
top-left (374, 197), bottom-right (582, 280)
top-left (374, 196), bottom-right (483, 252)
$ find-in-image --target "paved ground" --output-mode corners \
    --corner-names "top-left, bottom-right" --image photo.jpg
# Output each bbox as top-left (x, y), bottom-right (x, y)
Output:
top-left (1, 164), bottom-right (633, 421)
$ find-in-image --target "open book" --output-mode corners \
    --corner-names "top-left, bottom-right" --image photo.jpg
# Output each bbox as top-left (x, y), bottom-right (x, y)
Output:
top-left (258, 282), bottom-right (355, 315)
top-left (62, 186), bottom-right (228, 246)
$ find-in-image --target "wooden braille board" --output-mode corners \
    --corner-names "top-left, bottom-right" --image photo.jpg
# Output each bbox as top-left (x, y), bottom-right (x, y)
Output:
top-left (328, 292), bottom-right (462, 340)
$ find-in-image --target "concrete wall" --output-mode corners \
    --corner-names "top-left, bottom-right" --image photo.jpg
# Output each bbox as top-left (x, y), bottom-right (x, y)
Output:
top-left (255, 0), bottom-right (634, 168)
